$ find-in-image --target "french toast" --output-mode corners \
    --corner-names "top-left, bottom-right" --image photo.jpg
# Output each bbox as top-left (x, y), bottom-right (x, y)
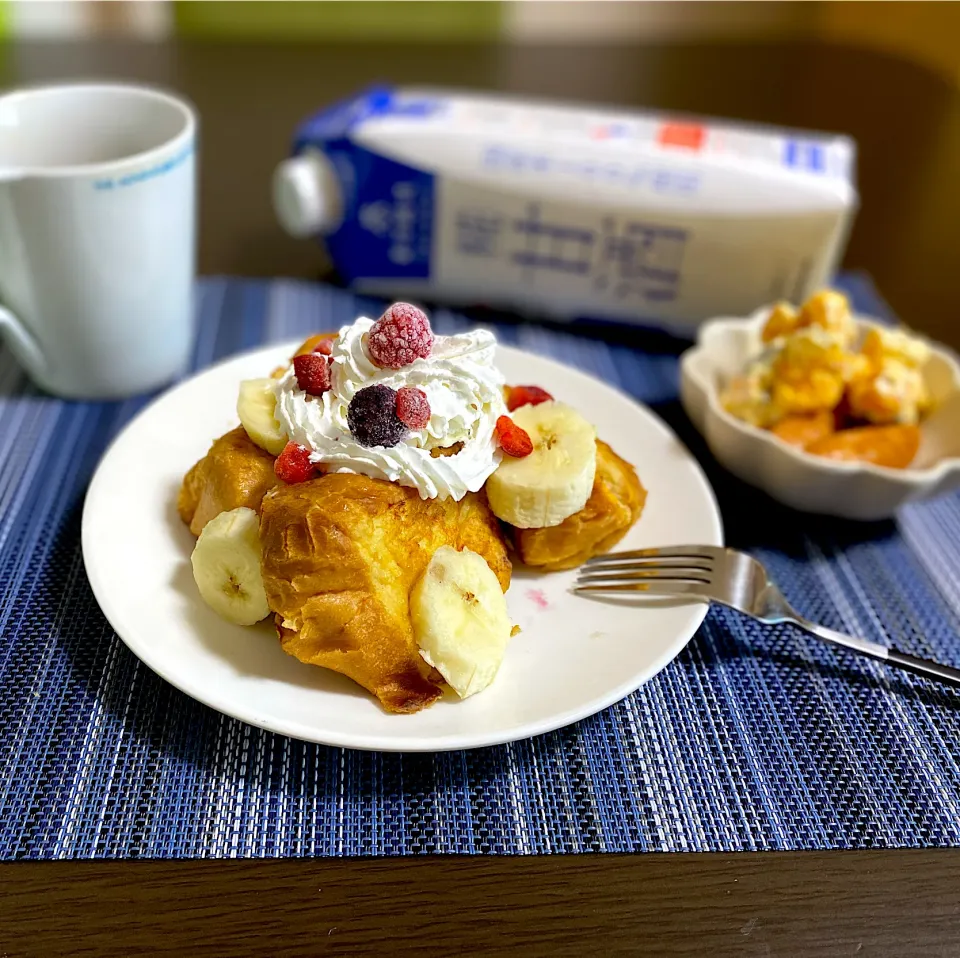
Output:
top-left (513, 440), bottom-right (646, 571)
top-left (178, 306), bottom-right (646, 713)
top-left (259, 474), bottom-right (510, 713)
top-left (178, 426), bottom-right (278, 537)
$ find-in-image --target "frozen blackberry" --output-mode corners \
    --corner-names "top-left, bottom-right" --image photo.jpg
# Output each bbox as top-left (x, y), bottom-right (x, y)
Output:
top-left (348, 384), bottom-right (407, 447)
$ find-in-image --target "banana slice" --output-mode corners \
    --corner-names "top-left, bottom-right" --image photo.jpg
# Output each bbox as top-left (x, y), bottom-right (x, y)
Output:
top-left (410, 546), bottom-right (512, 699)
top-left (237, 378), bottom-right (287, 455)
top-left (486, 401), bottom-right (597, 528)
top-left (191, 507), bottom-right (271, 626)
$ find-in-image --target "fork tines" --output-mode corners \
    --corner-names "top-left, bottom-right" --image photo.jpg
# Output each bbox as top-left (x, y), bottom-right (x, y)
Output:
top-left (575, 546), bottom-right (718, 594)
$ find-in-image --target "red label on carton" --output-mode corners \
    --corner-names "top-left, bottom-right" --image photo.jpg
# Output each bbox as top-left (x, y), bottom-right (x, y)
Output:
top-left (658, 122), bottom-right (706, 151)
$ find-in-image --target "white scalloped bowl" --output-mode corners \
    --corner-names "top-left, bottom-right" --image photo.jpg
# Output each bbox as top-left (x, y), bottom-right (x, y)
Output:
top-left (680, 306), bottom-right (960, 520)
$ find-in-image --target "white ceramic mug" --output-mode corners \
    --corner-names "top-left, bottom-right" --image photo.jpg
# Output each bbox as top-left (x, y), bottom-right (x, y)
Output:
top-left (0, 83), bottom-right (197, 399)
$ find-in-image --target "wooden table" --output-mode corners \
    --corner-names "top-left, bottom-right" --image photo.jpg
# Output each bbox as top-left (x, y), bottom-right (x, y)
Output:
top-left (2, 39), bottom-right (959, 957)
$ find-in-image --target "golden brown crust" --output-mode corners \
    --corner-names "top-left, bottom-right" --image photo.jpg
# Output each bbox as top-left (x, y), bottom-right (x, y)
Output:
top-left (177, 458), bottom-right (206, 527)
top-left (177, 426), bottom-right (279, 537)
top-left (259, 474), bottom-right (511, 714)
top-left (513, 440), bottom-right (646, 571)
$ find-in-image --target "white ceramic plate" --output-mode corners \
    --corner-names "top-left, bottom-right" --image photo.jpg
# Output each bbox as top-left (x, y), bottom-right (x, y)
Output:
top-left (82, 341), bottom-right (723, 752)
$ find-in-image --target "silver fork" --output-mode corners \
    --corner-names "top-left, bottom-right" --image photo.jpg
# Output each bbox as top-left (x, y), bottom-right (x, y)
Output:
top-left (575, 545), bottom-right (960, 689)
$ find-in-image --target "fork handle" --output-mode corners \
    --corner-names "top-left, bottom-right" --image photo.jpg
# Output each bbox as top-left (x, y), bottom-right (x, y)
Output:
top-left (884, 651), bottom-right (960, 689)
top-left (794, 619), bottom-right (960, 689)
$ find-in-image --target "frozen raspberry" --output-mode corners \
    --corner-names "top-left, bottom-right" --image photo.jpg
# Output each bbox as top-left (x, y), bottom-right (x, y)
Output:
top-left (348, 384), bottom-right (407, 448)
top-left (496, 415), bottom-right (533, 458)
top-left (506, 384), bottom-right (553, 412)
top-left (313, 337), bottom-right (334, 356)
top-left (293, 353), bottom-right (331, 396)
top-left (396, 386), bottom-right (431, 429)
top-left (367, 303), bottom-right (433, 369)
top-left (275, 443), bottom-right (317, 484)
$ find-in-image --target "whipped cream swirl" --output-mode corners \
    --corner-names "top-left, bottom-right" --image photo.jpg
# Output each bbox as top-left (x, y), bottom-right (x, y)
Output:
top-left (274, 318), bottom-right (506, 500)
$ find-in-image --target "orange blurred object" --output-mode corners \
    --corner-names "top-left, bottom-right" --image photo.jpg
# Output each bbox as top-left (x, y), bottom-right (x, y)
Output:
top-left (846, 372), bottom-right (907, 425)
top-left (770, 367), bottom-right (845, 417)
top-left (770, 411), bottom-right (835, 449)
top-left (796, 289), bottom-right (856, 345)
top-left (293, 333), bottom-right (337, 357)
top-left (806, 424), bottom-right (921, 469)
top-left (761, 302), bottom-right (799, 343)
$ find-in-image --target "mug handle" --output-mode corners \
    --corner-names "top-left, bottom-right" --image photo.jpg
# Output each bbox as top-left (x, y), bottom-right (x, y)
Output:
top-left (0, 304), bottom-right (47, 378)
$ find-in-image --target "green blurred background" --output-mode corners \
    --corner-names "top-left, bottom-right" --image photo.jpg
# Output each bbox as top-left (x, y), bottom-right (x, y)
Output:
top-left (173, 1), bottom-right (503, 41)
top-left (1, 1), bottom-right (959, 94)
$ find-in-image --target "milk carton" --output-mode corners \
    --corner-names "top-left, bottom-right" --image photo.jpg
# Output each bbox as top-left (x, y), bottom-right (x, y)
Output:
top-left (273, 86), bottom-right (857, 332)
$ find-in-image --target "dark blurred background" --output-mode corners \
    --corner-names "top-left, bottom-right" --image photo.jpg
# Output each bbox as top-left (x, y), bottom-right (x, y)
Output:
top-left (3, 0), bottom-right (957, 344)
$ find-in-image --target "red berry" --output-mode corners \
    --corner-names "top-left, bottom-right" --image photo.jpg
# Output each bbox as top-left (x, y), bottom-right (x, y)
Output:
top-left (367, 302), bottom-right (433, 369)
top-left (293, 353), bottom-right (331, 396)
top-left (313, 337), bottom-right (334, 356)
top-left (496, 415), bottom-right (533, 458)
top-left (506, 384), bottom-right (553, 412)
top-left (274, 443), bottom-right (317, 483)
top-left (396, 386), bottom-right (431, 429)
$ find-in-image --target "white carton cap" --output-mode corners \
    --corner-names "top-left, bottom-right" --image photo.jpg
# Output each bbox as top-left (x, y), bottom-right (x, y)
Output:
top-left (272, 151), bottom-right (343, 237)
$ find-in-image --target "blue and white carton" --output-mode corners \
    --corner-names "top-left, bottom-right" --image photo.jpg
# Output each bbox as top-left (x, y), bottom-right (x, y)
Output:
top-left (273, 86), bottom-right (857, 332)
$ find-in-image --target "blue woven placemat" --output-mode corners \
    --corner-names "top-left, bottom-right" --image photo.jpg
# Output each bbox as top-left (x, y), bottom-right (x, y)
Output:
top-left (2, 273), bottom-right (960, 859)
